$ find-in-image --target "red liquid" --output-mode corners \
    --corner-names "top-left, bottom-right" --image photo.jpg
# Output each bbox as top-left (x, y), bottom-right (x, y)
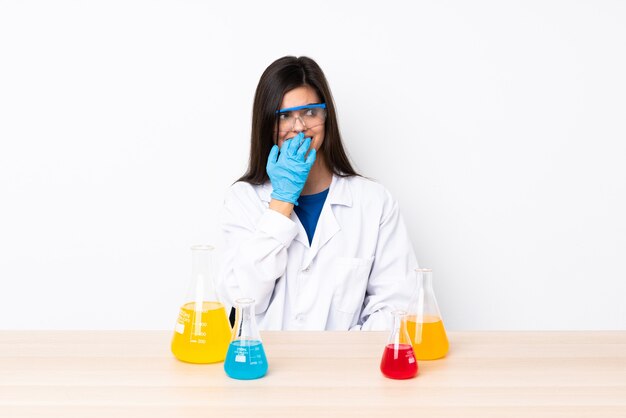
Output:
top-left (380, 343), bottom-right (418, 379)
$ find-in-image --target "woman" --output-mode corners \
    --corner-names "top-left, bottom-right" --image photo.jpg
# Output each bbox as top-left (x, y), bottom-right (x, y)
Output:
top-left (217, 56), bottom-right (418, 330)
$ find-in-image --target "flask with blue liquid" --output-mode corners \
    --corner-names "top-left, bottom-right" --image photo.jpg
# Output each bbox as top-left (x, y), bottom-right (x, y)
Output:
top-left (224, 298), bottom-right (268, 380)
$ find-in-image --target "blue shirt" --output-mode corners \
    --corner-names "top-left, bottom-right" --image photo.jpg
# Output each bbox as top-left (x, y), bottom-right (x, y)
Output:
top-left (294, 188), bottom-right (329, 245)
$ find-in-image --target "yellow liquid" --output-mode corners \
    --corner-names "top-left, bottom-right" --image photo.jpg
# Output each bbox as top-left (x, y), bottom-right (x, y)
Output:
top-left (405, 315), bottom-right (449, 360)
top-left (171, 301), bottom-right (232, 364)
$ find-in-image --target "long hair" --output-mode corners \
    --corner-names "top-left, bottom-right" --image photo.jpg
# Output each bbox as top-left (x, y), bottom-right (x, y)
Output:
top-left (238, 56), bottom-right (359, 184)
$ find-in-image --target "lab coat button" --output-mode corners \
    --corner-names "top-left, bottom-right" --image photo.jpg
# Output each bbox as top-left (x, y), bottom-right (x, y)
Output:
top-left (295, 314), bottom-right (305, 322)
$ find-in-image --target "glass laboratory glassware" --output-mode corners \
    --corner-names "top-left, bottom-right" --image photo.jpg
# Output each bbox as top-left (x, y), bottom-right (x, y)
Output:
top-left (171, 245), bottom-right (231, 364)
top-left (224, 298), bottom-right (268, 380)
top-left (380, 310), bottom-right (418, 379)
top-left (406, 268), bottom-right (449, 360)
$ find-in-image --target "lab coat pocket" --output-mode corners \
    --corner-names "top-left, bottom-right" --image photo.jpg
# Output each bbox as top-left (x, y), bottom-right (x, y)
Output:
top-left (331, 256), bottom-right (374, 314)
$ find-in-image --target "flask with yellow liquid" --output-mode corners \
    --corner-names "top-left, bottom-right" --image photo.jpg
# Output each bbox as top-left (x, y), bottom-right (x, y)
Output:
top-left (405, 268), bottom-right (449, 360)
top-left (171, 245), bottom-right (231, 364)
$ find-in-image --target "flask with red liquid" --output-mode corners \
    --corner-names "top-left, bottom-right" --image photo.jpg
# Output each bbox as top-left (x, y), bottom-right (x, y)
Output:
top-left (380, 310), bottom-right (418, 379)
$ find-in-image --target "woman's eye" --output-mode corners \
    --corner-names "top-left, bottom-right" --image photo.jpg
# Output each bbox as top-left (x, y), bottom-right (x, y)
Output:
top-left (304, 109), bottom-right (316, 117)
top-left (278, 113), bottom-right (289, 120)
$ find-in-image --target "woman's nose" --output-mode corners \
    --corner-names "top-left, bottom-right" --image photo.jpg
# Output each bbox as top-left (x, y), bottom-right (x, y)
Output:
top-left (292, 116), bottom-right (306, 132)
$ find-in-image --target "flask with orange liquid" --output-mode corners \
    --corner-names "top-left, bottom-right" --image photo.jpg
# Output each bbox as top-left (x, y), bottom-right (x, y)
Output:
top-left (171, 245), bottom-right (231, 364)
top-left (405, 268), bottom-right (449, 360)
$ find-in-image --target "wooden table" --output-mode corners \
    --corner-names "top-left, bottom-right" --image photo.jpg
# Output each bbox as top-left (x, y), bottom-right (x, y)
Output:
top-left (1, 331), bottom-right (625, 417)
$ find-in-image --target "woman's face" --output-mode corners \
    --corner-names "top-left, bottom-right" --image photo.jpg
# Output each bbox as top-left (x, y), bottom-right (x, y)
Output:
top-left (275, 85), bottom-right (325, 153)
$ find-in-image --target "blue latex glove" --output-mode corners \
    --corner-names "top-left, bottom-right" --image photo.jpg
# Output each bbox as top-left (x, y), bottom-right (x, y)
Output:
top-left (266, 132), bottom-right (317, 205)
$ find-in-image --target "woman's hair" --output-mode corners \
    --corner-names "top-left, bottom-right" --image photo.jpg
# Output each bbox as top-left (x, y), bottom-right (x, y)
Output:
top-left (238, 56), bottom-right (359, 184)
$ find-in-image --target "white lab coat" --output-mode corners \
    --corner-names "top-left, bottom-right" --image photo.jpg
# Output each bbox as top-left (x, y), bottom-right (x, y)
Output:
top-left (217, 174), bottom-right (419, 330)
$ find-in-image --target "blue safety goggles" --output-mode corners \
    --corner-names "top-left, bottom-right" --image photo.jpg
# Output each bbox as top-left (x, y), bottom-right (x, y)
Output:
top-left (275, 103), bottom-right (327, 133)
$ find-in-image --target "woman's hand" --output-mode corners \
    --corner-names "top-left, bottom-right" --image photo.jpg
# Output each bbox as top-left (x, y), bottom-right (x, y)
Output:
top-left (266, 132), bottom-right (316, 205)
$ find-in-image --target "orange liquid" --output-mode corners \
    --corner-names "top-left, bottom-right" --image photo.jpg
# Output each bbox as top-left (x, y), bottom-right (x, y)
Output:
top-left (171, 301), bottom-right (232, 364)
top-left (405, 315), bottom-right (449, 360)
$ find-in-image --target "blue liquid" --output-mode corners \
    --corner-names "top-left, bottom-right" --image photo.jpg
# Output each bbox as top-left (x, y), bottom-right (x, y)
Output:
top-left (224, 340), bottom-right (268, 380)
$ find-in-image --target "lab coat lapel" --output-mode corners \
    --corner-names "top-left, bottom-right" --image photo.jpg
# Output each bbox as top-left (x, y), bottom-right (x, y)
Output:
top-left (303, 175), bottom-right (352, 267)
top-left (290, 211), bottom-right (310, 247)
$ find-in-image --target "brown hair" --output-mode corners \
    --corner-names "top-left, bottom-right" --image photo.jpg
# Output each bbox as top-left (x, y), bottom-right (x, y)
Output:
top-left (238, 56), bottom-right (359, 184)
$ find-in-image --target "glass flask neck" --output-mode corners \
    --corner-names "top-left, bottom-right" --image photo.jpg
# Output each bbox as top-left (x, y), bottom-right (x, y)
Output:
top-left (186, 245), bottom-right (218, 303)
top-left (416, 268), bottom-right (433, 290)
top-left (191, 245), bottom-right (214, 278)
top-left (232, 298), bottom-right (262, 342)
top-left (409, 268), bottom-right (442, 320)
top-left (236, 298), bottom-right (255, 319)
top-left (392, 311), bottom-right (403, 333)
top-left (388, 310), bottom-right (411, 345)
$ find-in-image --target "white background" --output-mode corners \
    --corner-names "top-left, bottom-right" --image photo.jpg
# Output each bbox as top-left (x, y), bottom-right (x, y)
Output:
top-left (1, 1), bottom-right (624, 330)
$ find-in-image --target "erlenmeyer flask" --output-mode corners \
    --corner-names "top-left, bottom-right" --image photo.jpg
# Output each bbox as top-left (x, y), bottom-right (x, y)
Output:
top-left (380, 310), bottom-right (418, 379)
top-left (224, 298), bottom-right (268, 380)
top-left (406, 268), bottom-right (449, 360)
top-left (171, 245), bottom-right (231, 364)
